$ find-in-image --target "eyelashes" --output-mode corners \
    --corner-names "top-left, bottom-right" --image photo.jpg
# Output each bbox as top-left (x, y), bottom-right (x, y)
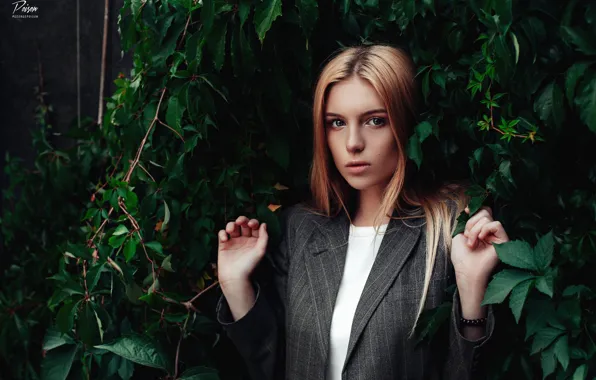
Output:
top-left (325, 117), bottom-right (387, 129)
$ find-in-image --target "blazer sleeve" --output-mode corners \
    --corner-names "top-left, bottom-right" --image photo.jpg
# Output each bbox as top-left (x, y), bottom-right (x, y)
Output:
top-left (442, 198), bottom-right (496, 379)
top-left (215, 205), bottom-right (294, 380)
top-left (442, 287), bottom-right (495, 379)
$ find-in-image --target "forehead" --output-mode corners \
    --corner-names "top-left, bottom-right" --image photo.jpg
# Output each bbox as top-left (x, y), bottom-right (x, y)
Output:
top-left (325, 76), bottom-right (385, 113)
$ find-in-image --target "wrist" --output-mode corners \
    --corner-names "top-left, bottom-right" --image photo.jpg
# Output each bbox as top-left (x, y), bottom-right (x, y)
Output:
top-left (219, 276), bottom-right (252, 294)
top-left (456, 276), bottom-right (489, 320)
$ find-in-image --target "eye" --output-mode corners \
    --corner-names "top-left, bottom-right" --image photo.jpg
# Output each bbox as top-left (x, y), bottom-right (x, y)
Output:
top-left (327, 119), bottom-right (345, 128)
top-left (367, 117), bottom-right (387, 127)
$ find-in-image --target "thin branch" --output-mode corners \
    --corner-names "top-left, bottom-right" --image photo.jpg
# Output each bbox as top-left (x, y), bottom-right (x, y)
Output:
top-left (91, 153), bottom-right (123, 200)
top-left (97, 0), bottom-right (110, 126)
top-left (87, 207), bottom-right (114, 247)
top-left (137, 162), bottom-right (156, 182)
top-left (158, 119), bottom-right (185, 142)
top-left (124, 88), bottom-right (168, 183)
top-left (173, 329), bottom-right (183, 379)
top-left (119, 199), bottom-right (156, 283)
top-left (183, 280), bottom-right (219, 306)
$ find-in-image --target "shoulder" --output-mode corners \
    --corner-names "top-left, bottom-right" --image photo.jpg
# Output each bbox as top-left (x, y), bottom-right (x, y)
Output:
top-left (279, 202), bottom-right (323, 232)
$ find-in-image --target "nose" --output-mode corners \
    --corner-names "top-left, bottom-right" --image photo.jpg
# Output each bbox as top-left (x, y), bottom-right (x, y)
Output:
top-left (346, 124), bottom-right (364, 153)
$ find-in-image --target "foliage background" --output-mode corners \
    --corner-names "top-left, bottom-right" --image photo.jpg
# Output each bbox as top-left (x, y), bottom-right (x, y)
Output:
top-left (1, 0), bottom-right (595, 378)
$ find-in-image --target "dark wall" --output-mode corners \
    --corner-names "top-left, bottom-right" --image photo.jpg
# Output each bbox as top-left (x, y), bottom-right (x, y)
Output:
top-left (0, 0), bottom-right (131, 252)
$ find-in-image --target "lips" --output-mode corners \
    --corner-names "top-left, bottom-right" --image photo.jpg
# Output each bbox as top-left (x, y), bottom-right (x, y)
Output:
top-left (346, 160), bottom-right (371, 167)
top-left (345, 162), bottom-right (371, 174)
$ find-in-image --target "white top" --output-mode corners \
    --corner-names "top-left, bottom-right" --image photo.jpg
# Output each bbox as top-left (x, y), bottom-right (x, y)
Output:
top-left (325, 222), bottom-right (389, 380)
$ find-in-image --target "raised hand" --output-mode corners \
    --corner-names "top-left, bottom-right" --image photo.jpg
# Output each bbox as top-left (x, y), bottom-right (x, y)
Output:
top-left (451, 206), bottom-right (509, 286)
top-left (217, 216), bottom-right (269, 289)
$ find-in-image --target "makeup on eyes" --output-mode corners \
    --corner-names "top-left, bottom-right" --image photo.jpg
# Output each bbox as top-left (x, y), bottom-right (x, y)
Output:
top-left (325, 110), bottom-right (388, 128)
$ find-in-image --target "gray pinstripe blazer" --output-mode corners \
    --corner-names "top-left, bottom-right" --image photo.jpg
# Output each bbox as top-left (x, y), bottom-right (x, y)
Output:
top-left (217, 202), bottom-right (495, 380)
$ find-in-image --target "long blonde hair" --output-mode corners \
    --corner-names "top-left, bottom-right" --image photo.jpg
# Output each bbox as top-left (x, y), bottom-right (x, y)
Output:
top-left (305, 44), bottom-right (469, 335)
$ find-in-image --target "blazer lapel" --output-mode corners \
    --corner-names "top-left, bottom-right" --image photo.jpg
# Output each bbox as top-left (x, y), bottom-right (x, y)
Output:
top-left (343, 208), bottom-right (423, 366)
top-left (302, 207), bottom-right (423, 373)
top-left (303, 210), bottom-right (350, 367)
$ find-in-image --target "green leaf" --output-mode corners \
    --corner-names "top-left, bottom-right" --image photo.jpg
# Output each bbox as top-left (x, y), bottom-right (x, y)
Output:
top-left (95, 334), bottom-right (170, 372)
top-left (66, 242), bottom-right (93, 260)
top-left (125, 282), bottom-right (144, 305)
top-left (533, 231), bottom-right (554, 272)
top-left (413, 302), bottom-right (451, 345)
top-left (109, 234), bottom-right (127, 248)
top-left (56, 300), bottom-right (81, 334)
top-left (509, 279), bottom-right (533, 323)
top-left (162, 201), bottom-right (170, 232)
top-left (78, 302), bottom-right (101, 346)
top-left (207, 21), bottom-right (228, 71)
top-left (254, 0), bottom-right (282, 43)
top-left (540, 345), bottom-right (557, 379)
top-left (82, 208), bottom-right (98, 221)
top-left (178, 366), bottom-right (220, 380)
top-left (534, 81), bottom-right (564, 129)
top-left (41, 343), bottom-right (78, 380)
top-left (565, 62), bottom-right (590, 106)
top-left (562, 26), bottom-right (596, 55)
top-left (161, 255), bottom-right (174, 272)
top-left (201, 0), bottom-right (215, 34)
top-left (535, 268), bottom-right (556, 298)
top-left (575, 72), bottom-right (596, 133)
top-left (296, 0), bottom-right (318, 38)
top-left (511, 32), bottom-right (519, 64)
top-left (238, 0), bottom-right (251, 27)
top-left (531, 327), bottom-right (565, 354)
top-left (571, 364), bottom-right (587, 379)
top-left (86, 263), bottom-right (105, 292)
top-left (148, 278), bottom-right (160, 294)
top-left (42, 327), bottom-right (75, 351)
top-left (494, 240), bottom-right (536, 271)
top-left (407, 134), bottom-right (423, 169)
top-left (415, 121), bottom-right (433, 142)
top-left (144, 241), bottom-right (163, 255)
top-left (113, 224), bottom-right (130, 236)
top-left (553, 334), bottom-right (570, 371)
top-left (432, 70), bottom-right (446, 90)
top-left (119, 357), bottom-right (134, 380)
top-left (124, 238), bottom-right (138, 262)
top-left (562, 285), bottom-right (595, 298)
top-left (482, 269), bottom-right (535, 305)
top-left (165, 96), bottom-right (185, 133)
top-left (235, 187), bottom-right (252, 202)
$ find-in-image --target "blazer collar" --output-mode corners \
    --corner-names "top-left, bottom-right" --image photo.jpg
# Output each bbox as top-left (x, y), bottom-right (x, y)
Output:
top-left (304, 206), bottom-right (424, 373)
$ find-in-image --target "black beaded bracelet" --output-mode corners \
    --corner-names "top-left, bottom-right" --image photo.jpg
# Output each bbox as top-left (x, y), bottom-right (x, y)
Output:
top-left (460, 317), bottom-right (487, 327)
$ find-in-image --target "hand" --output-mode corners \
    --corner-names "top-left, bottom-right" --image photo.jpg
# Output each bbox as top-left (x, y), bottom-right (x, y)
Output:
top-left (217, 216), bottom-right (269, 290)
top-left (451, 206), bottom-right (510, 290)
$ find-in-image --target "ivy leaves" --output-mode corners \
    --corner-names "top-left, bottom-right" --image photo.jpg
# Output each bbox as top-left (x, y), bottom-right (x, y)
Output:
top-left (481, 231), bottom-right (593, 377)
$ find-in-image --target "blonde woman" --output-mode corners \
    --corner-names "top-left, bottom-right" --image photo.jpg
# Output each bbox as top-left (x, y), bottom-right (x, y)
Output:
top-left (216, 44), bottom-right (510, 380)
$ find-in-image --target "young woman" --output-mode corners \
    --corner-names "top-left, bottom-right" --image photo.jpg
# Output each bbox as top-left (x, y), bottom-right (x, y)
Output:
top-left (215, 44), bottom-right (510, 380)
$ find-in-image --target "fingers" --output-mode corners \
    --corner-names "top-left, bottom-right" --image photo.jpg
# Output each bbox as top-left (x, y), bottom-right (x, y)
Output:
top-left (219, 216), bottom-right (264, 242)
top-left (478, 220), bottom-right (508, 243)
top-left (466, 216), bottom-right (491, 248)
top-left (255, 223), bottom-right (269, 252)
top-left (218, 229), bottom-right (228, 242)
top-left (464, 206), bottom-right (493, 238)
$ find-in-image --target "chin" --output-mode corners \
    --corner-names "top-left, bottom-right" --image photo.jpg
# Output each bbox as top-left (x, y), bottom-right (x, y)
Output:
top-left (343, 177), bottom-right (374, 191)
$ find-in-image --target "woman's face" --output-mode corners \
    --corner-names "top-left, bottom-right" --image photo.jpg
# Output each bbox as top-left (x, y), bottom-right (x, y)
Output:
top-left (325, 75), bottom-right (399, 192)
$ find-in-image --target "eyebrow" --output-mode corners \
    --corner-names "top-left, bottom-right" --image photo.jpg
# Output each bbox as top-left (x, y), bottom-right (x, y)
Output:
top-left (325, 108), bottom-right (387, 118)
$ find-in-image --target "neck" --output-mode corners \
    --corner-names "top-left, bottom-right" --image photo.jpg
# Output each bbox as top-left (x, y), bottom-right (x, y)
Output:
top-left (351, 185), bottom-right (392, 227)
